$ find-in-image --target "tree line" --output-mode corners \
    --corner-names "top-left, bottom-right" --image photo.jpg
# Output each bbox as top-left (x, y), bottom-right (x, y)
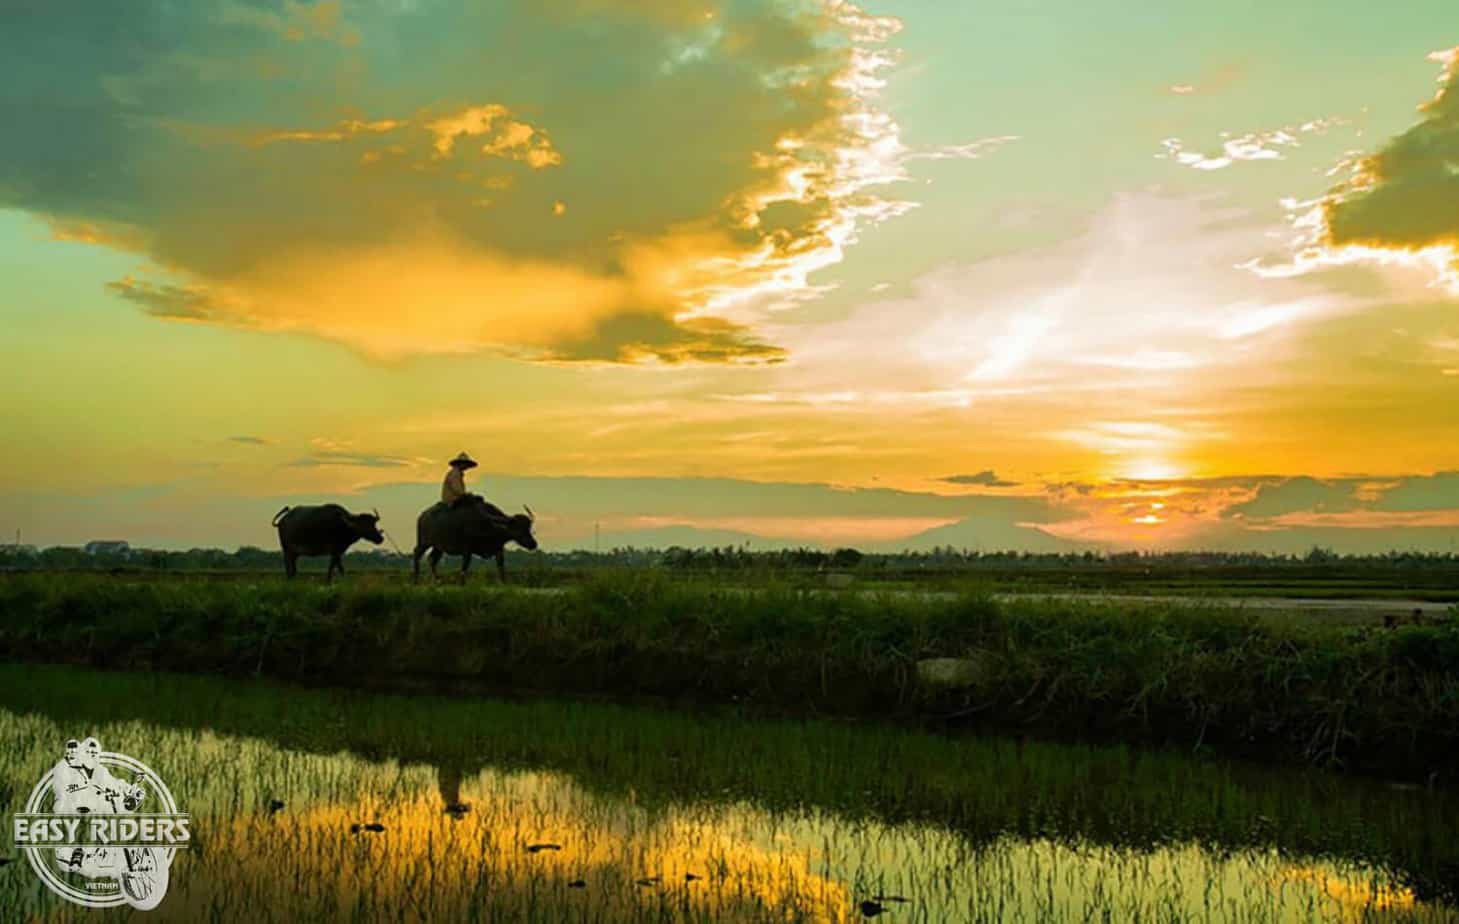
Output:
top-left (4, 542), bottom-right (1459, 576)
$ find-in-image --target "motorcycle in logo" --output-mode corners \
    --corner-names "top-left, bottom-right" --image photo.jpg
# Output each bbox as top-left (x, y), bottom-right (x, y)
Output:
top-left (11, 736), bottom-right (191, 910)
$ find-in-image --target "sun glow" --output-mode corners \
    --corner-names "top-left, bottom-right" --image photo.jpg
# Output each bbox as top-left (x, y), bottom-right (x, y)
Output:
top-left (1121, 459), bottom-right (1188, 482)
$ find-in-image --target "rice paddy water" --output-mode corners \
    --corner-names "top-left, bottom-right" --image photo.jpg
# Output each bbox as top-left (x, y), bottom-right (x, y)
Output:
top-left (2, 665), bottom-right (1455, 923)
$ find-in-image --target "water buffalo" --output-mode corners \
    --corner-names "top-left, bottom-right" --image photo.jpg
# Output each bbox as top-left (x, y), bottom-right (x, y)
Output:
top-left (272, 504), bottom-right (384, 581)
top-left (413, 499), bottom-right (538, 582)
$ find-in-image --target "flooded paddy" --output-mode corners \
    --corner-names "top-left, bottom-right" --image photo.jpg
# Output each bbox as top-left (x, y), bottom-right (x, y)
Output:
top-left (2, 665), bottom-right (1455, 923)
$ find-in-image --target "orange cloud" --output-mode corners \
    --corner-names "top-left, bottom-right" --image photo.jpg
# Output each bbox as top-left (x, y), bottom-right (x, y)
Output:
top-left (425, 105), bottom-right (562, 167)
top-left (7, 1), bottom-right (940, 365)
top-left (252, 119), bottom-right (404, 147)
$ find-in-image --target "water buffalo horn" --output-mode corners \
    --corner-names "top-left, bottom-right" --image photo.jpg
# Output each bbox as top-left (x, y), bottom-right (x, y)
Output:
top-left (372, 507), bottom-right (380, 519)
top-left (523, 504), bottom-right (535, 521)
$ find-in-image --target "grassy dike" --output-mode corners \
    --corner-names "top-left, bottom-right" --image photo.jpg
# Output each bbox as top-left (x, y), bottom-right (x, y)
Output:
top-left (1, 572), bottom-right (1456, 780)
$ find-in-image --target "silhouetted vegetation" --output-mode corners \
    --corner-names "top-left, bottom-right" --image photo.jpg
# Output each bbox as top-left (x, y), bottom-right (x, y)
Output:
top-left (5, 542), bottom-right (1459, 600)
top-left (2, 572), bottom-right (1456, 782)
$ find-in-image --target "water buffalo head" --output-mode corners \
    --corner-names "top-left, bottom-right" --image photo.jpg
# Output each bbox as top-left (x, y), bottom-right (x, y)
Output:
top-left (508, 505), bottom-right (539, 551)
top-left (462, 503), bottom-right (538, 551)
top-left (347, 508), bottom-right (385, 545)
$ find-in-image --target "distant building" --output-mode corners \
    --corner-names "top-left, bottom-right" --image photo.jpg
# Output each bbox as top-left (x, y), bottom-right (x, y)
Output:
top-left (84, 540), bottom-right (131, 556)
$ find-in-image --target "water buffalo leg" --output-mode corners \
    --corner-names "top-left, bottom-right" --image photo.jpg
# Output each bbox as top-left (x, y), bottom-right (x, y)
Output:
top-left (428, 548), bottom-right (443, 580)
top-left (495, 549), bottom-right (506, 583)
top-left (284, 549), bottom-right (298, 579)
top-left (460, 552), bottom-right (472, 583)
top-left (412, 545), bottom-right (425, 582)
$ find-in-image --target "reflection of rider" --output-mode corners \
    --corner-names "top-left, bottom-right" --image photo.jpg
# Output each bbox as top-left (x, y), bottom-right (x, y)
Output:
top-left (437, 762), bottom-right (472, 818)
top-left (442, 452), bottom-right (480, 509)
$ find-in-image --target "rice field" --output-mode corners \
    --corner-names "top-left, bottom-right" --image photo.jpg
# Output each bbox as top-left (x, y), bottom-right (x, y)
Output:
top-left (2, 665), bottom-right (1456, 922)
top-left (3, 572), bottom-right (1457, 779)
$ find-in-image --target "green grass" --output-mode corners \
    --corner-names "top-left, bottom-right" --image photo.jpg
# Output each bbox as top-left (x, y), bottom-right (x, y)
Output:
top-left (1, 572), bottom-right (1457, 781)
top-left (12, 557), bottom-right (1459, 602)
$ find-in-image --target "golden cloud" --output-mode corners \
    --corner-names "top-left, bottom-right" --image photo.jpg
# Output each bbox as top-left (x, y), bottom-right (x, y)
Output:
top-left (252, 119), bottom-right (405, 147)
top-left (1, 0), bottom-right (929, 365)
top-left (424, 105), bottom-right (562, 167)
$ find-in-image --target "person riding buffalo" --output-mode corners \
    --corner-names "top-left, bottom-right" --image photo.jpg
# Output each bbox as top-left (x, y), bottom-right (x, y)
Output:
top-left (442, 452), bottom-right (481, 509)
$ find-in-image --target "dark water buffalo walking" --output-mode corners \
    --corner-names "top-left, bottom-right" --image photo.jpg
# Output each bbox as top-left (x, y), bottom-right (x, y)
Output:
top-left (413, 499), bottom-right (538, 582)
top-left (272, 504), bottom-right (385, 581)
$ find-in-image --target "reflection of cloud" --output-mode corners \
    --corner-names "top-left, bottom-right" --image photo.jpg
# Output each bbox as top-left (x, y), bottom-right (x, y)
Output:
top-left (188, 768), bottom-right (851, 922)
top-left (1275, 864), bottom-right (1418, 919)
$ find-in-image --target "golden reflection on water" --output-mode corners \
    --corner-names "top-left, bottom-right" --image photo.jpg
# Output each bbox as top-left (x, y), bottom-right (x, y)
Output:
top-left (172, 769), bottom-right (853, 923)
top-left (1276, 864), bottom-right (1420, 917)
top-left (2, 713), bottom-right (1456, 923)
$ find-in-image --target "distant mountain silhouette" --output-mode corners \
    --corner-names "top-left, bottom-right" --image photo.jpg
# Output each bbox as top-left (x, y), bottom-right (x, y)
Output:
top-left (584, 518), bottom-right (1083, 554)
top-left (878, 514), bottom-right (1082, 553)
top-left (582, 525), bottom-right (809, 551)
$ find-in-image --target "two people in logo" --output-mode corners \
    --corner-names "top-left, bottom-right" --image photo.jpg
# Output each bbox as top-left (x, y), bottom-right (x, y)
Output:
top-left (50, 737), bottom-right (150, 878)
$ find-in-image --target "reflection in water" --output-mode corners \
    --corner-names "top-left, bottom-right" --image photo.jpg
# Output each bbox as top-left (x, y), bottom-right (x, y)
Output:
top-left (5, 709), bottom-right (1453, 916)
top-left (436, 761), bottom-right (470, 819)
top-left (3, 709), bottom-right (1454, 923)
top-left (1277, 865), bottom-right (1419, 916)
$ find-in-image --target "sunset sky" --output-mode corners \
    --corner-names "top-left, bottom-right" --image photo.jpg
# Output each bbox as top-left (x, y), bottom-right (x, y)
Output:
top-left (2, 0), bottom-right (1457, 552)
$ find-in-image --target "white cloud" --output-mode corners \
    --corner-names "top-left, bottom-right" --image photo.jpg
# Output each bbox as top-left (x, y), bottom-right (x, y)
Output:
top-left (904, 135), bottom-right (1021, 162)
top-left (747, 193), bottom-right (1356, 404)
top-left (1158, 117), bottom-right (1348, 171)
